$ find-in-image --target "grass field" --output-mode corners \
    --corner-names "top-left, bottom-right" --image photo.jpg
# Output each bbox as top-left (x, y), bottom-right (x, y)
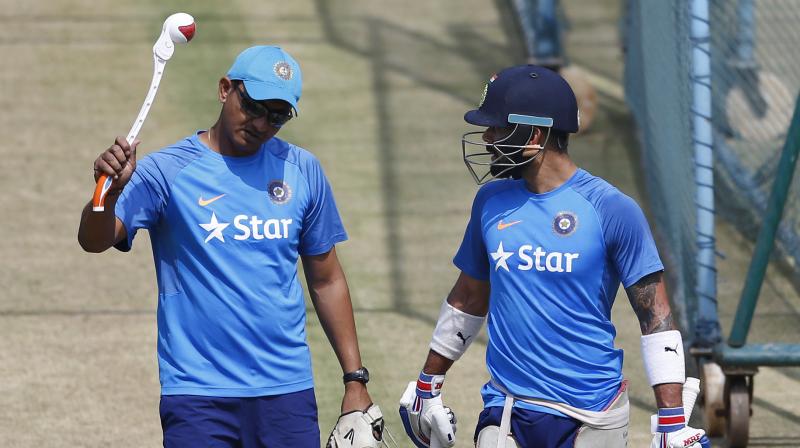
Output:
top-left (1, 0), bottom-right (798, 447)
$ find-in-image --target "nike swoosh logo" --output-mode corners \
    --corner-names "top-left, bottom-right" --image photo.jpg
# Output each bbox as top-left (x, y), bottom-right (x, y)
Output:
top-left (198, 194), bottom-right (226, 207)
top-left (497, 220), bottom-right (522, 230)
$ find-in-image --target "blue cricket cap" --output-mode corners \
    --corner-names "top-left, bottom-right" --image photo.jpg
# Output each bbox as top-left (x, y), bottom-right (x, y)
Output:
top-left (464, 64), bottom-right (579, 133)
top-left (227, 46), bottom-right (302, 112)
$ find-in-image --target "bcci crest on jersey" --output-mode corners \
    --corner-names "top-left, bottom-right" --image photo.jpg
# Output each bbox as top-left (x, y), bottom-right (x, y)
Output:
top-left (268, 180), bottom-right (291, 205)
top-left (553, 211), bottom-right (578, 237)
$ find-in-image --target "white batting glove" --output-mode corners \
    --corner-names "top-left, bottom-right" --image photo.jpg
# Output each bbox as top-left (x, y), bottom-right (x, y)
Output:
top-left (399, 373), bottom-right (457, 447)
top-left (650, 407), bottom-right (710, 448)
top-left (326, 404), bottom-right (385, 448)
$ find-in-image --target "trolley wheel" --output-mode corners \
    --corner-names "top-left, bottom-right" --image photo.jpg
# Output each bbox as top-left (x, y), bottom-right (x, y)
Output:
top-left (701, 362), bottom-right (726, 437)
top-left (725, 376), bottom-right (751, 448)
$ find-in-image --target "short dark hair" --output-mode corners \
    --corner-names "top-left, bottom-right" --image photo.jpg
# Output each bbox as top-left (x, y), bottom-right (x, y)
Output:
top-left (538, 128), bottom-right (569, 152)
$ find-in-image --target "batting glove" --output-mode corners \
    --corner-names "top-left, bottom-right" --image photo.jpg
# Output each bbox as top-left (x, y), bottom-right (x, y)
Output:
top-left (650, 407), bottom-right (710, 448)
top-left (399, 373), bottom-right (457, 448)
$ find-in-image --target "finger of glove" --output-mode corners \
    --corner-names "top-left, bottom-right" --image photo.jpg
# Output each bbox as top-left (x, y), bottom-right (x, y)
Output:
top-left (444, 406), bottom-right (458, 426)
top-left (430, 408), bottom-right (456, 447)
top-left (399, 381), bottom-right (417, 407)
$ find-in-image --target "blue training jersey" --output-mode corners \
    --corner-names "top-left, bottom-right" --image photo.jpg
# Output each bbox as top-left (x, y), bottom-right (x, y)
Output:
top-left (454, 169), bottom-right (663, 414)
top-left (114, 132), bottom-right (347, 397)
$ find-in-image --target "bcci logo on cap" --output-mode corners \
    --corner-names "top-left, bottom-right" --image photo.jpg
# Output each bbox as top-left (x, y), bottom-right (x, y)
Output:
top-left (553, 211), bottom-right (578, 237)
top-left (274, 62), bottom-right (293, 80)
top-left (268, 180), bottom-right (292, 205)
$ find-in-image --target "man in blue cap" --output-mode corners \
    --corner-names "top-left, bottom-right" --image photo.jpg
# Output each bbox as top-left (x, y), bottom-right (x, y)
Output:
top-left (79, 46), bottom-right (383, 447)
top-left (399, 65), bottom-right (710, 448)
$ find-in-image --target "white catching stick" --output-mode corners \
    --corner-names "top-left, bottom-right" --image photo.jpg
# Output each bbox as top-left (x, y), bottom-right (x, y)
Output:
top-left (91, 12), bottom-right (195, 212)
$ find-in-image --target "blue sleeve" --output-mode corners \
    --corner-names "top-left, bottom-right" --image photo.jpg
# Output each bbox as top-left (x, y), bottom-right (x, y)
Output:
top-left (298, 155), bottom-right (347, 256)
top-left (600, 193), bottom-right (664, 288)
top-left (453, 191), bottom-right (490, 281)
top-left (113, 156), bottom-right (169, 252)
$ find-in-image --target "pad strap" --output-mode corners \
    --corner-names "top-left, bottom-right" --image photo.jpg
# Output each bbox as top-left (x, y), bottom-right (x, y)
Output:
top-left (640, 330), bottom-right (686, 386)
top-left (429, 300), bottom-right (486, 361)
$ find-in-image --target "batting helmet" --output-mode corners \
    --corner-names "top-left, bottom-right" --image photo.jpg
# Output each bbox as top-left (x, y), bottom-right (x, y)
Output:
top-left (461, 65), bottom-right (580, 184)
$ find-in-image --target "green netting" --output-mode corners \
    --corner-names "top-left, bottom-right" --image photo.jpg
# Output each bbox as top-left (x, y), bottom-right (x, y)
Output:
top-left (622, 0), bottom-right (697, 333)
top-left (623, 0), bottom-right (800, 340)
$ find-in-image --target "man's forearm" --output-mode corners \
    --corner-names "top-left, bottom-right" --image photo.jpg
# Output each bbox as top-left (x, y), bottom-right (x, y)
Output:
top-left (78, 195), bottom-right (120, 252)
top-left (653, 383), bottom-right (683, 408)
top-left (310, 278), bottom-right (363, 373)
top-left (627, 272), bottom-right (675, 334)
top-left (421, 349), bottom-right (455, 376)
top-left (627, 272), bottom-right (685, 408)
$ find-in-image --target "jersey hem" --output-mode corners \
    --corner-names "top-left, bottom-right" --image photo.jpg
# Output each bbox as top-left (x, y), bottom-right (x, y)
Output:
top-left (160, 377), bottom-right (314, 397)
top-left (483, 401), bottom-right (568, 418)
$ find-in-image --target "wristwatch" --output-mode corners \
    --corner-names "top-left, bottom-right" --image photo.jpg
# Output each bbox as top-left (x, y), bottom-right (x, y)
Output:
top-left (342, 367), bottom-right (370, 384)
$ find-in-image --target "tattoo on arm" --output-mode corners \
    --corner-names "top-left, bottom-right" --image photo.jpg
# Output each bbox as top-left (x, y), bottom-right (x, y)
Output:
top-left (626, 272), bottom-right (675, 334)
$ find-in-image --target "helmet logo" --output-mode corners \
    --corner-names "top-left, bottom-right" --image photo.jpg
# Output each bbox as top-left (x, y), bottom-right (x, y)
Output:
top-left (478, 73), bottom-right (499, 108)
top-left (553, 211), bottom-right (578, 237)
top-left (274, 61), bottom-right (293, 81)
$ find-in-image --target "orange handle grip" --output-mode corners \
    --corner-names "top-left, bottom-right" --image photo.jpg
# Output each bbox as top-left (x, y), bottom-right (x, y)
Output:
top-left (91, 174), bottom-right (114, 212)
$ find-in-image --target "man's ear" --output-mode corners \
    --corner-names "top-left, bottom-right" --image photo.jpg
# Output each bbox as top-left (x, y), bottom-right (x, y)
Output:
top-left (522, 127), bottom-right (545, 157)
top-left (218, 77), bottom-right (233, 103)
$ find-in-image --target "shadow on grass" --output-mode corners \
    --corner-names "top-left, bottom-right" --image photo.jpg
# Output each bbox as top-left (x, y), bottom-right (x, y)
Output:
top-left (314, 0), bottom-right (523, 332)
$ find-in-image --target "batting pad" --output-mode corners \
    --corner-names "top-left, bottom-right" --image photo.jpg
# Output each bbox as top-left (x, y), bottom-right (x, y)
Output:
top-left (429, 300), bottom-right (486, 361)
top-left (640, 330), bottom-right (686, 386)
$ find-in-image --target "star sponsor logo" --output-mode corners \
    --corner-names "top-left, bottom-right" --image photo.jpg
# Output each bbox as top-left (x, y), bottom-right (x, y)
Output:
top-left (198, 212), bottom-right (293, 243)
top-left (198, 193), bottom-right (226, 207)
top-left (491, 241), bottom-right (580, 273)
top-left (199, 212), bottom-right (230, 243)
top-left (490, 241), bottom-right (513, 272)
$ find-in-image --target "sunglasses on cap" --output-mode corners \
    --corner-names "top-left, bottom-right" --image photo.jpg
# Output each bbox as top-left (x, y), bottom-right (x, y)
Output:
top-left (234, 82), bottom-right (294, 128)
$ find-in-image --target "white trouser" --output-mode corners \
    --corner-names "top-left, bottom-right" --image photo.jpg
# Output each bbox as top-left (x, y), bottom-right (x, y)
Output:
top-left (477, 380), bottom-right (629, 448)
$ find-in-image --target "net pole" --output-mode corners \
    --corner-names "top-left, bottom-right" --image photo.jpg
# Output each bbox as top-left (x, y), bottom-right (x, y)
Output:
top-left (690, 0), bottom-right (721, 346)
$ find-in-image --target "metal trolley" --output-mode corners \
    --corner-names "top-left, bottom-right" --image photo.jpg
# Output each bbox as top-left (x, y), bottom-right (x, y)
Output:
top-left (692, 95), bottom-right (800, 447)
top-left (688, 1), bottom-right (800, 446)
